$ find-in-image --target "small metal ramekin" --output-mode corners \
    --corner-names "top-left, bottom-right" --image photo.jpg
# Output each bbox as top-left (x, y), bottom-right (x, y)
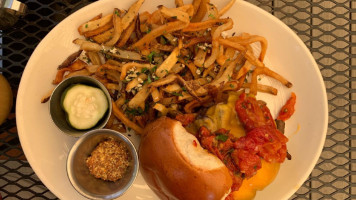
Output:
top-left (66, 129), bottom-right (139, 199)
top-left (49, 76), bottom-right (112, 137)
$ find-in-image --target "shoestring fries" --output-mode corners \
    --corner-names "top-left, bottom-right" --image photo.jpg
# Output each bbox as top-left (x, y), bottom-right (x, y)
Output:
top-left (45, 0), bottom-right (292, 134)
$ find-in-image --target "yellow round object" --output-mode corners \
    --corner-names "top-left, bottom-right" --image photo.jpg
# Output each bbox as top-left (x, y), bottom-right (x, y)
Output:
top-left (0, 74), bottom-right (13, 125)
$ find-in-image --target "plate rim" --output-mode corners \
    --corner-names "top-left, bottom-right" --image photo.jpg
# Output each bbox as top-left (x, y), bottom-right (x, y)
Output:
top-left (16, 0), bottom-right (328, 199)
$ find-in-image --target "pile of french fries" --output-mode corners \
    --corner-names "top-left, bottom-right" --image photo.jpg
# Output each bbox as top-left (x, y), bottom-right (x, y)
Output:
top-left (46, 0), bottom-right (292, 134)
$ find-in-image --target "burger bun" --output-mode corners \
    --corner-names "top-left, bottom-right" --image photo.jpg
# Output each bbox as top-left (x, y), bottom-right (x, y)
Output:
top-left (139, 117), bottom-right (232, 200)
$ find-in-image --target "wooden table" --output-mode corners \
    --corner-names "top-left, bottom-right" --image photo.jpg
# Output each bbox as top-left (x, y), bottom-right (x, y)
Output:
top-left (0, 0), bottom-right (354, 199)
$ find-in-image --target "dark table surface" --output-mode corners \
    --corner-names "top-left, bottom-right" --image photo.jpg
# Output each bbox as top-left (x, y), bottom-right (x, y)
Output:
top-left (1, 0), bottom-right (355, 199)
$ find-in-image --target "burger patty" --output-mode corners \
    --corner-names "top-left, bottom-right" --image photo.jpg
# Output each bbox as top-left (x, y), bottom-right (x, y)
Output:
top-left (86, 137), bottom-right (130, 181)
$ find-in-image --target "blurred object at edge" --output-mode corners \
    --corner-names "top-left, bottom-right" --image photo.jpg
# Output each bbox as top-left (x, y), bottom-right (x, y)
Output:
top-left (0, 0), bottom-right (26, 30)
top-left (0, 74), bottom-right (13, 125)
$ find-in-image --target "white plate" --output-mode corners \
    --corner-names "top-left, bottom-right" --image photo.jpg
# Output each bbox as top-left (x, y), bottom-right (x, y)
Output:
top-left (16, 0), bottom-right (328, 199)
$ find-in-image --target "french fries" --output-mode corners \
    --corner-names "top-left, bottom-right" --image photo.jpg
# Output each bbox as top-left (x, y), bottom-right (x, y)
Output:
top-left (117, 17), bottom-right (137, 47)
top-left (121, 0), bottom-right (145, 30)
top-left (175, 0), bottom-right (184, 7)
top-left (128, 84), bottom-right (150, 109)
top-left (218, 0), bottom-right (236, 17)
top-left (104, 8), bottom-right (123, 46)
top-left (182, 18), bottom-right (230, 32)
top-left (92, 28), bottom-right (114, 43)
top-left (49, 0), bottom-right (293, 136)
top-left (132, 21), bottom-right (188, 49)
top-left (78, 14), bottom-right (113, 35)
top-left (112, 100), bottom-right (144, 134)
top-left (191, 0), bottom-right (210, 22)
top-left (155, 45), bottom-right (181, 78)
top-left (204, 18), bottom-right (233, 68)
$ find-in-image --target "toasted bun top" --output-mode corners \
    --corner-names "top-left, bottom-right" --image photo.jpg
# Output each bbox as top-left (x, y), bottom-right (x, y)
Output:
top-left (139, 117), bottom-right (232, 200)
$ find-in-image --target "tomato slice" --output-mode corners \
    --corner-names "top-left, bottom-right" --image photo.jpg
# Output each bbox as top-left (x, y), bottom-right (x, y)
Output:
top-left (231, 148), bottom-right (262, 177)
top-left (235, 93), bottom-right (276, 132)
top-left (277, 92), bottom-right (296, 121)
top-left (248, 126), bottom-right (288, 163)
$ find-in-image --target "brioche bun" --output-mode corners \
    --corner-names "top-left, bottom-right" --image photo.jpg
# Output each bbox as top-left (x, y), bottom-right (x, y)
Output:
top-left (139, 117), bottom-right (232, 200)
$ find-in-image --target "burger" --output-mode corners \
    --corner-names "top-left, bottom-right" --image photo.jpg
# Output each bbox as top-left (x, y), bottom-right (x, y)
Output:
top-left (139, 117), bottom-right (233, 200)
top-left (139, 92), bottom-right (291, 200)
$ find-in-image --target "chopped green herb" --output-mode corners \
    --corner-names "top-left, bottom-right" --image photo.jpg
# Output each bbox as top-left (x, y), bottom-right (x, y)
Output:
top-left (147, 75), bottom-right (152, 83)
top-left (115, 10), bottom-right (120, 16)
top-left (228, 75), bottom-right (232, 81)
top-left (208, 13), bottom-right (216, 19)
top-left (85, 24), bottom-right (88, 28)
top-left (105, 54), bottom-right (112, 59)
top-left (171, 16), bottom-right (178, 19)
top-left (153, 76), bottom-right (160, 81)
top-left (181, 87), bottom-right (187, 92)
top-left (145, 28), bottom-right (151, 33)
top-left (147, 51), bottom-right (156, 63)
top-left (230, 84), bottom-right (234, 88)
top-left (184, 56), bottom-right (189, 64)
top-left (215, 134), bottom-right (228, 142)
top-left (141, 67), bottom-right (149, 73)
top-left (194, 45), bottom-right (199, 52)
top-left (125, 107), bottom-right (144, 116)
top-left (151, 65), bottom-right (158, 73)
top-left (160, 36), bottom-right (167, 45)
top-left (171, 92), bottom-right (183, 97)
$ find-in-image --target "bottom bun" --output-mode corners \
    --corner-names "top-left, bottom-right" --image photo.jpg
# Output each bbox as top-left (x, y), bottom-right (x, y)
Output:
top-left (139, 117), bottom-right (232, 200)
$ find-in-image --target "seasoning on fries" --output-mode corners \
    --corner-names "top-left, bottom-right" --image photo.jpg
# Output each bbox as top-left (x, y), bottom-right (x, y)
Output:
top-left (43, 0), bottom-right (297, 199)
top-left (45, 0), bottom-right (293, 134)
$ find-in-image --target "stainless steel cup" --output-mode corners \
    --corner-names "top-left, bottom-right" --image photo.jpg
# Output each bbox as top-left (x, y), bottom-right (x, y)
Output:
top-left (0, 0), bottom-right (27, 29)
top-left (67, 129), bottom-right (139, 199)
top-left (49, 76), bottom-right (113, 137)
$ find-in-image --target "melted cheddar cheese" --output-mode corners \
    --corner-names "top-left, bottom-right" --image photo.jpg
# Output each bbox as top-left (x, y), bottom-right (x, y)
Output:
top-left (233, 160), bottom-right (280, 199)
top-left (195, 92), bottom-right (280, 200)
top-left (195, 92), bottom-right (245, 138)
